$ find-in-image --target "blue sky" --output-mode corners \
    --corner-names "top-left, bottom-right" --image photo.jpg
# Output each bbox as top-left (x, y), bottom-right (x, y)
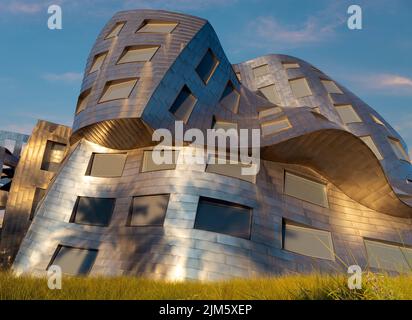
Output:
top-left (0, 0), bottom-right (411, 156)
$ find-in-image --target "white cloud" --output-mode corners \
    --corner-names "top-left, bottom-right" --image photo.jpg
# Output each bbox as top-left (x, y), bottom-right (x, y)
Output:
top-left (345, 73), bottom-right (412, 96)
top-left (0, 1), bottom-right (43, 14)
top-left (121, 0), bottom-right (238, 11)
top-left (42, 72), bottom-right (83, 83)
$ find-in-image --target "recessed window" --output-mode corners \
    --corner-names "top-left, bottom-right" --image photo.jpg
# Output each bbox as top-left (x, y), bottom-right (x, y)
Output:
top-left (70, 197), bottom-right (115, 227)
top-left (89, 52), bottom-right (107, 74)
top-left (282, 62), bottom-right (300, 69)
top-left (407, 178), bottom-right (412, 184)
top-left (258, 107), bottom-right (282, 119)
top-left (196, 49), bottom-right (219, 84)
top-left (335, 104), bottom-right (362, 124)
top-left (29, 187), bottom-right (46, 220)
top-left (235, 72), bottom-right (242, 81)
top-left (321, 80), bottom-right (343, 94)
top-left (128, 194), bottom-right (169, 226)
top-left (259, 84), bottom-right (281, 105)
top-left (117, 45), bottom-right (160, 64)
top-left (206, 157), bottom-right (256, 183)
top-left (169, 85), bottom-right (197, 124)
top-left (213, 121), bottom-right (238, 131)
top-left (289, 78), bottom-right (312, 98)
top-left (283, 220), bottom-right (335, 260)
top-left (253, 64), bottom-right (269, 78)
top-left (388, 137), bottom-right (409, 162)
top-left (86, 153), bottom-right (127, 178)
top-left (141, 150), bottom-right (178, 172)
top-left (99, 78), bottom-right (138, 103)
top-left (0, 208), bottom-right (5, 228)
top-left (136, 20), bottom-right (178, 33)
top-left (284, 172), bottom-right (329, 207)
top-left (49, 245), bottom-right (97, 276)
top-left (41, 140), bottom-right (66, 172)
top-left (360, 136), bottom-right (383, 160)
top-left (371, 114), bottom-right (385, 126)
top-left (261, 117), bottom-right (291, 136)
top-left (105, 22), bottom-right (125, 39)
top-left (312, 107), bottom-right (321, 114)
top-left (75, 89), bottom-right (91, 114)
top-left (219, 81), bottom-right (240, 113)
top-left (194, 197), bottom-right (252, 239)
top-left (364, 239), bottom-right (412, 272)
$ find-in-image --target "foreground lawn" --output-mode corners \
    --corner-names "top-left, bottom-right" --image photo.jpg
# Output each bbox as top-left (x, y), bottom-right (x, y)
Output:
top-left (1, 272), bottom-right (412, 300)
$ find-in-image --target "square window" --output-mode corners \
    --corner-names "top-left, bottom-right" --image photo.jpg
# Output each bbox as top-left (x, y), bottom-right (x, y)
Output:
top-left (360, 136), bottom-right (383, 160)
top-left (289, 78), bottom-right (312, 98)
top-left (219, 81), bottom-right (240, 113)
top-left (284, 171), bottom-right (329, 207)
top-left (99, 78), bottom-right (138, 103)
top-left (105, 22), bottom-right (125, 39)
top-left (213, 121), bottom-right (238, 131)
top-left (89, 52), bottom-right (107, 74)
top-left (128, 194), bottom-right (169, 226)
top-left (259, 84), bottom-right (281, 105)
top-left (196, 49), bottom-right (219, 84)
top-left (86, 153), bottom-right (127, 177)
top-left (141, 150), bottom-right (178, 172)
top-left (117, 45), bottom-right (160, 64)
top-left (75, 89), bottom-right (91, 114)
top-left (70, 197), bottom-right (116, 227)
top-left (29, 187), bottom-right (46, 220)
top-left (252, 64), bottom-right (269, 78)
top-left (388, 137), bottom-right (409, 162)
top-left (41, 140), bottom-right (66, 172)
top-left (136, 20), bottom-right (178, 33)
top-left (261, 117), bottom-right (291, 136)
top-left (169, 85), bottom-right (197, 124)
top-left (335, 104), bottom-right (362, 124)
top-left (49, 245), bottom-right (98, 276)
top-left (283, 220), bottom-right (335, 260)
top-left (194, 197), bottom-right (252, 239)
top-left (321, 80), bottom-right (343, 94)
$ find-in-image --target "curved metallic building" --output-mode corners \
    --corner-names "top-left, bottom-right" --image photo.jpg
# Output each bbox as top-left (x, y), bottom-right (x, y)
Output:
top-left (12, 9), bottom-right (412, 279)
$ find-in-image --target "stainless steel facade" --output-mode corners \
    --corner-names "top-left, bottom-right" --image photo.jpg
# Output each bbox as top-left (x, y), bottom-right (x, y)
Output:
top-left (5, 9), bottom-right (412, 279)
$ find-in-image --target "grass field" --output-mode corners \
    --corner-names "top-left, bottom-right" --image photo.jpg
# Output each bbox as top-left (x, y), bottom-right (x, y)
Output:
top-left (1, 272), bottom-right (412, 300)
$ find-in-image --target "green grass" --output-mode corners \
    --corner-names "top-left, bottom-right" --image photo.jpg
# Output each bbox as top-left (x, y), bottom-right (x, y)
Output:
top-left (1, 272), bottom-right (412, 300)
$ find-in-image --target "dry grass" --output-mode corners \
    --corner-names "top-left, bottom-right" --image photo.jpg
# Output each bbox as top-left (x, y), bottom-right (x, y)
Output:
top-left (1, 272), bottom-right (412, 300)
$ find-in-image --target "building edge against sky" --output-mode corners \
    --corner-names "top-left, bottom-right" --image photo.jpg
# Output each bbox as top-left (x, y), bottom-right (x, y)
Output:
top-left (0, 9), bottom-right (411, 280)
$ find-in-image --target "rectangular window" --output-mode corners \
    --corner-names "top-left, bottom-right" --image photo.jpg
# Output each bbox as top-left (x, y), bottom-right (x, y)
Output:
top-left (261, 117), bottom-right (291, 136)
top-left (213, 121), bottom-right (238, 131)
top-left (194, 197), bottom-right (252, 239)
top-left (206, 157), bottom-right (256, 183)
top-left (41, 140), bottom-right (66, 172)
top-left (252, 64), bottom-right (269, 78)
top-left (321, 80), bottom-right (343, 94)
top-left (364, 239), bottom-right (411, 272)
top-left (196, 49), bottom-right (219, 84)
top-left (371, 114), bottom-right (385, 126)
top-left (283, 220), bottom-right (335, 260)
top-left (29, 187), bottom-right (46, 220)
top-left (49, 245), bottom-right (98, 276)
top-left (86, 153), bottom-right (127, 177)
top-left (0, 208), bottom-right (5, 228)
top-left (219, 81), bottom-right (240, 113)
top-left (128, 194), bottom-right (169, 226)
top-left (70, 197), bottom-right (116, 227)
top-left (282, 62), bottom-right (300, 69)
top-left (99, 78), bottom-right (138, 103)
top-left (258, 107), bottom-right (282, 119)
top-left (169, 85), bottom-right (197, 124)
top-left (388, 137), bottom-right (409, 162)
top-left (105, 22), bottom-right (125, 39)
top-left (259, 84), bottom-right (281, 105)
top-left (284, 172), bottom-right (329, 207)
top-left (117, 45), bottom-right (160, 64)
top-left (89, 52), bottom-right (107, 74)
top-left (335, 104), bottom-right (362, 124)
top-left (141, 150), bottom-right (178, 172)
top-left (360, 136), bottom-right (383, 160)
top-left (289, 78), bottom-right (312, 98)
top-left (75, 89), bottom-right (91, 114)
top-left (136, 20), bottom-right (178, 33)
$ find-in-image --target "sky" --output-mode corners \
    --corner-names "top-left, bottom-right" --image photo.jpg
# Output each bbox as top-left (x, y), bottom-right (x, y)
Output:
top-left (0, 0), bottom-right (411, 156)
